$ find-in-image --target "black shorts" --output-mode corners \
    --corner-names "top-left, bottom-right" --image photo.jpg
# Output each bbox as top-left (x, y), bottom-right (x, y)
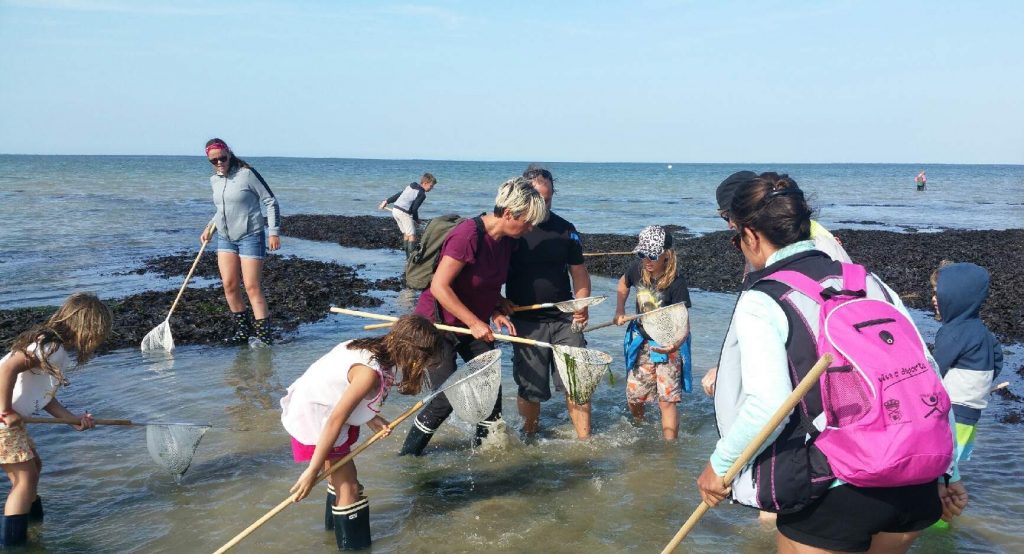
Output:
top-left (776, 481), bottom-right (941, 553)
top-left (510, 315), bottom-right (585, 402)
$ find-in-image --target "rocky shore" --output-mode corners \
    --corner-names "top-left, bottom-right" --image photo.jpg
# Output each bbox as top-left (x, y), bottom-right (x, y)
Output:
top-left (0, 255), bottom-right (400, 352)
top-left (281, 214), bottom-right (1024, 344)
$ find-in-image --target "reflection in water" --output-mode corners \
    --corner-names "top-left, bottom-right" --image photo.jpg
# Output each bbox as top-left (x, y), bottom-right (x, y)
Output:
top-left (141, 349), bottom-right (176, 373)
top-left (223, 346), bottom-right (285, 433)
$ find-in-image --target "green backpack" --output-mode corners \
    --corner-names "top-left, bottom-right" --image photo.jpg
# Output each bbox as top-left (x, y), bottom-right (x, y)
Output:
top-left (403, 214), bottom-right (484, 290)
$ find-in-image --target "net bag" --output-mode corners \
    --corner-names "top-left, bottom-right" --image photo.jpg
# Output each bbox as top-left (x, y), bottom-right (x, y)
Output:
top-left (553, 296), bottom-right (607, 313)
top-left (552, 345), bottom-right (612, 405)
top-left (445, 349), bottom-right (503, 424)
top-left (638, 302), bottom-right (690, 347)
top-left (146, 423), bottom-right (211, 476)
top-left (555, 297), bottom-right (607, 334)
top-left (141, 320), bottom-right (174, 353)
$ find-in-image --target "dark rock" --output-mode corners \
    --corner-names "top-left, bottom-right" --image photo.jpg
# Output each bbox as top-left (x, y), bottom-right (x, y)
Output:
top-left (1, 255), bottom-right (385, 352)
top-left (999, 410), bottom-right (1023, 424)
top-left (278, 217), bottom-right (1023, 344)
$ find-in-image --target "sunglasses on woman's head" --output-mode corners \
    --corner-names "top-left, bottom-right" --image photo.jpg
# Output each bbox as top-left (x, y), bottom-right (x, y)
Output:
top-left (208, 155), bottom-right (229, 165)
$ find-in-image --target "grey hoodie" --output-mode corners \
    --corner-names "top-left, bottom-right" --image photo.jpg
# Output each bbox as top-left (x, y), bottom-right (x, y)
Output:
top-left (208, 166), bottom-right (280, 241)
top-left (934, 263), bottom-right (1003, 425)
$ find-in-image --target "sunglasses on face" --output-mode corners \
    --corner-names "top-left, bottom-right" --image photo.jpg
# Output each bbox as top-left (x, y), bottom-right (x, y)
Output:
top-left (719, 211), bottom-right (731, 223)
top-left (636, 251), bottom-right (662, 261)
top-left (208, 155), bottom-right (229, 165)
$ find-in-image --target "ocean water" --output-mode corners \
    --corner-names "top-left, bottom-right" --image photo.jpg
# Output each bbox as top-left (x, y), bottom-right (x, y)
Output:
top-left (0, 155), bottom-right (1022, 553)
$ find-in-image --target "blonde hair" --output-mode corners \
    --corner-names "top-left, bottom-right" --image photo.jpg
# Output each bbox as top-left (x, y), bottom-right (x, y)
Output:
top-left (641, 249), bottom-right (679, 292)
top-left (347, 314), bottom-right (442, 396)
top-left (493, 176), bottom-right (548, 225)
top-left (10, 292), bottom-right (113, 384)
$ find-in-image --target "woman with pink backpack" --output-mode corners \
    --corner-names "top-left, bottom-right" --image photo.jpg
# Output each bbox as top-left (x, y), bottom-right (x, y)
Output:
top-left (696, 172), bottom-right (966, 553)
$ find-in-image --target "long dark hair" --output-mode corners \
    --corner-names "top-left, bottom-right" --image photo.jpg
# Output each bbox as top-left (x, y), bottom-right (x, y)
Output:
top-left (347, 314), bottom-right (441, 396)
top-left (10, 292), bottom-right (112, 384)
top-left (730, 172), bottom-right (812, 248)
top-left (205, 137), bottom-right (250, 174)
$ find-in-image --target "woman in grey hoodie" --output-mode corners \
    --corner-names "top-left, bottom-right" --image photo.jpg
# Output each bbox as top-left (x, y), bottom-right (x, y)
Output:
top-left (201, 138), bottom-right (281, 345)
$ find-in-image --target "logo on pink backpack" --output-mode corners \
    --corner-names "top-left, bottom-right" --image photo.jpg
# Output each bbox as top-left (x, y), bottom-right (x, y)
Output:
top-left (768, 263), bottom-right (953, 488)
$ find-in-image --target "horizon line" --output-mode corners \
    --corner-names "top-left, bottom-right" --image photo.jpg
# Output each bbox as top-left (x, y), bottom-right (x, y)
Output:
top-left (1, 153), bottom-right (1021, 167)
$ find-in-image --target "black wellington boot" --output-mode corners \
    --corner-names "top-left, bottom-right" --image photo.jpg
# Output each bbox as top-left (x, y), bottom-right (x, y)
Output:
top-left (224, 309), bottom-right (254, 345)
top-left (398, 421), bottom-right (434, 456)
top-left (332, 497), bottom-right (371, 550)
top-left (252, 317), bottom-right (274, 346)
top-left (473, 418), bottom-right (504, 447)
top-left (28, 496), bottom-right (43, 522)
top-left (0, 514), bottom-right (28, 547)
top-left (325, 484), bottom-right (336, 531)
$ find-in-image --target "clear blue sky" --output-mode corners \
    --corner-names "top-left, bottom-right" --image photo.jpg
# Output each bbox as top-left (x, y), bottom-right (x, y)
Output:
top-left (1, 0), bottom-right (1021, 163)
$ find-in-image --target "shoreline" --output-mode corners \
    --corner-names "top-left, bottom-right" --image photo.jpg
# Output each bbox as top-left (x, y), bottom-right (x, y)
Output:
top-left (2, 215), bottom-right (1020, 350)
top-left (282, 214), bottom-right (1024, 344)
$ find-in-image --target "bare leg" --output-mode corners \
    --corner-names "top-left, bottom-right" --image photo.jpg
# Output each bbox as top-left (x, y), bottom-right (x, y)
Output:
top-left (565, 397), bottom-right (591, 439)
top-left (218, 252), bottom-right (245, 312)
top-left (865, 531), bottom-right (920, 554)
top-left (659, 400), bottom-right (679, 440)
top-left (517, 397), bottom-right (540, 434)
top-left (325, 460), bottom-right (360, 507)
top-left (776, 532), bottom-right (836, 554)
top-left (628, 402), bottom-right (645, 423)
top-left (3, 460), bottom-right (39, 515)
top-left (240, 257), bottom-right (268, 320)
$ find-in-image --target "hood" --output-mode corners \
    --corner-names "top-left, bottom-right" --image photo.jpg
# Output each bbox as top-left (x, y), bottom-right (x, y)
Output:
top-left (936, 263), bottom-right (989, 323)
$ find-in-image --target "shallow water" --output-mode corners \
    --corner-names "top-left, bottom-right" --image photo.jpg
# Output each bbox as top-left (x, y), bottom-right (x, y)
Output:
top-left (1, 156), bottom-right (1022, 553)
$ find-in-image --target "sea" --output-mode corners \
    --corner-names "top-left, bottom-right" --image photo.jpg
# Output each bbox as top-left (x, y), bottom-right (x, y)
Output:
top-left (0, 155), bottom-right (1022, 553)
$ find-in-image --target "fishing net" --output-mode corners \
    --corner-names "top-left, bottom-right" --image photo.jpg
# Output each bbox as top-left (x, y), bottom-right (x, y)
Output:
top-left (552, 295), bottom-right (607, 313)
top-left (444, 349), bottom-right (503, 425)
top-left (140, 319), bottom-right (174, 353)
top-left (552, 345), bottom-right (613, 405)
top-left (555, 296), bottom-right (607, 333)
top-left (637, 302), bottom-right (690, 347)
top-left (146, 423), bottom-right (211, 476)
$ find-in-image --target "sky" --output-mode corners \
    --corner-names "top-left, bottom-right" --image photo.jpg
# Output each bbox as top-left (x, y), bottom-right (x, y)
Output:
top-left (1, 0), bottom-right (1021, 164)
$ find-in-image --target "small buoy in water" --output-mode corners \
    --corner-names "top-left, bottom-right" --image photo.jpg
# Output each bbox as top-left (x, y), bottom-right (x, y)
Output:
top-left (667, 164), bottom-right (673, 169)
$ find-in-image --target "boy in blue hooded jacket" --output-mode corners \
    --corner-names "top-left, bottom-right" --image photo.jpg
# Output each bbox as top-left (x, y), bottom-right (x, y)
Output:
top-left (931, 262), bottom-right (1003, 469)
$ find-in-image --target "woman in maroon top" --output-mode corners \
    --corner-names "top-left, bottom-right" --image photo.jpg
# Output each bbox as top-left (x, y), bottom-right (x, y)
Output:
top-left (400, 177), bottom-right (548, 456)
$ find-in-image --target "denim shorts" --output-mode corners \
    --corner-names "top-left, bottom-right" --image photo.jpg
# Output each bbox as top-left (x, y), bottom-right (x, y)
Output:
top-left (216, 231), bottom-right (266, 259)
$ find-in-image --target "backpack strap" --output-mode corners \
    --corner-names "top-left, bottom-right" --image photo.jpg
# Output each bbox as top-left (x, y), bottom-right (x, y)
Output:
top-left (763, 270), bottom-right (827, 303)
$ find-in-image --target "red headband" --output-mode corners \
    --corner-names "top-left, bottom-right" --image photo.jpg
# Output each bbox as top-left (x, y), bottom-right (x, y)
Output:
top-left (205, 142), bottom-right (229, 155)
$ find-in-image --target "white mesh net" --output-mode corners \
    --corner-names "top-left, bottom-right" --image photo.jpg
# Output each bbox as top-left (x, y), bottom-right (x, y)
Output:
top-left (637, 302), bottom-right (690, 346)
top-left (553, 295), bottom-right (607, 313)
top-left (444, 349), bottom-right (503, 425)
top-left (140, 320), bottom-right (174, 353)
top-left (146, 423), bottom-right (210, 476)
top-left (552, 345), bottom-right (613, 405)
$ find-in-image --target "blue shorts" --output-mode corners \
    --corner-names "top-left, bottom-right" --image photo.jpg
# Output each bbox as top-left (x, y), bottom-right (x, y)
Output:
top-left (216, 231), bottom-right (266, 260)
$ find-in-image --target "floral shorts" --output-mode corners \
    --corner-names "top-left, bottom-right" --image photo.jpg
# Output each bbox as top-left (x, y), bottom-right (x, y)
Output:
top-left (0, 425), bottom-right (37, 465)
top-left (626, 343), bottom-right (682, 404)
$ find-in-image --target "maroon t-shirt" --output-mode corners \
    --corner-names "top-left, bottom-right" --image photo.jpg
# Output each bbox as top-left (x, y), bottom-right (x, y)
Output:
top-left (415, 218), bottom-right (513, 326)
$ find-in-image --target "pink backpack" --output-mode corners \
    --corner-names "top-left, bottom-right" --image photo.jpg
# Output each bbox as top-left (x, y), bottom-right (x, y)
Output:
top-left (769, 264), bottom-right (953, 487)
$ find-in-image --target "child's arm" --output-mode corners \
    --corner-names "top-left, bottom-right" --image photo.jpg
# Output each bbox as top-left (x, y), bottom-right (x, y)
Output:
top-left (379, 190), bottom-right (402, 210)
top-left (613, 275), bottom-right (630, 324)
top-left (0, 351), bottom-right (33, 428)
top-left (290, 364), bottom-right (381, 502)
top-left (42, 398), bottom-right (94, 431)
